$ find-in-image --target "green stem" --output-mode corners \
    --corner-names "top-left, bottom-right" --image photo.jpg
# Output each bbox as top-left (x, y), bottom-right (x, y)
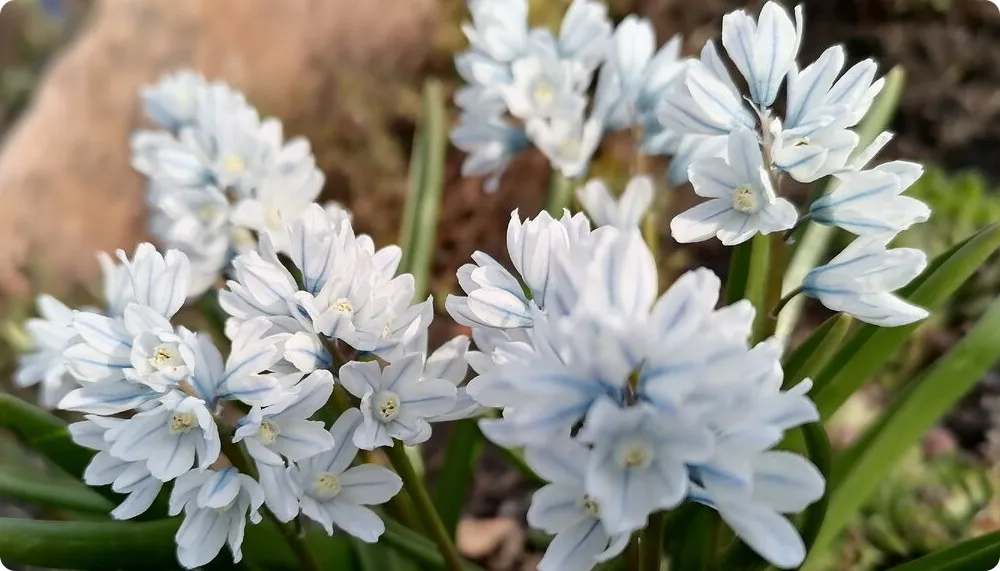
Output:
top-left (639, 511), bottom-right (666, 571)
top-left (386, 441), bottom-right (466, 571)
top-left (771, 286), bottom-right (803, 320)
top-left (546, 170), bottom-right (575, 217)
top-left (745, 233), bottom-right (771, 340)
top-left (219, 437), bottom-right (321, 571)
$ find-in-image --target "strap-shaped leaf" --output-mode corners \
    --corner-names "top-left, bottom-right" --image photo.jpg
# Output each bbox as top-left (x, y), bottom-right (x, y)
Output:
top-left (884, 529), bottom-right (1000, 571)
top-left (0, 393), bottom-right (93, 479)
top-left (807, 293), bottom-right (1000, 560)
top-left (0, 517), bottom-right (180, 570)
top-left (810, 222), bottom-right (1000, 418)
top-left (782, 314), bottom-right (853, 389)
top-left (433, 419), bottom-right (483, 539)
top-left (0, 467), bottom-right (111, 514)
top-left (398, 79), bottom-right (446, 300)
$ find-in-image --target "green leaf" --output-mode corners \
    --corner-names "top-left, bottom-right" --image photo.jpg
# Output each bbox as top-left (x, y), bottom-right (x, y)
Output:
top-left (725, 240), bottom-right (753, 305)
top-left (0, 393), bottom-right (93, 479)
top-left (433, 419), bottom-right (483, 538)
top-left (745, 233), bottom-right (771, 340)
top-left (354, 539), bottom-right (421, 571)
top-left (0, 517), bottom-right (181, 570)
top-left (776, 67), bottom-right (906, 342)
top-left (0, 466), bottom-right (111, 514)
top-left (810, 222), bottom-right (1000, 419)
top-left (398, 79), bottom-right (446, 300)
top-left (807, 293), bottom-right (1000, 560)
top-left (884, 529), bottom-right (1000, 571)
top-left (781, 314), bottom-right (853, 389)
top-left (382, 516), bottom-right (484, 571)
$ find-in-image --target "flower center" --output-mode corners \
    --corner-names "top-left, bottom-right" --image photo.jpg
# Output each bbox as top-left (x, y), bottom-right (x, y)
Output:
top-left (200, 204), bottom-right (221, 221)
top-left (223, 154), bottom-right (245, 173)
top-left (532, 81), bottom-right (555, 107)
top-left (793, 137), bottom-right (811, 147)
top-left (580, 495), bottom-right (600, 517)
top-left (732, 185), bottom-right (759, 214)
top-left (258, 420), bottom-right (281, 445)
top-left (374, 391), bottom-right (401, 423)
top-left (168, 411), bottom-right (198, 434)
top-left (615, 440), bottom-right (653, 469)
top-left (331, 298), bottom-right (354, 314)
top-left (559, 137), bottom-right (581, 160)
top-left (149, 343), bottom-right (184, 371)
top-left (312, 472), bottom-right (342, 499)
top-left (381, 319), bottom-right (393, 339)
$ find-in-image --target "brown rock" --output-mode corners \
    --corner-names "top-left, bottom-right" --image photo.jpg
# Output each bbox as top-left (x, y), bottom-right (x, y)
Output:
top-left (0, 0), bottom-right (437, 297)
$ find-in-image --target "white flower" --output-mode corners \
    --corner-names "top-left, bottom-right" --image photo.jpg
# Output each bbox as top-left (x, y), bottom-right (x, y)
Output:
top-left (118, 243), bottom-right (191, 320)
top-left (526, 115), bottom-right (603, 179)
top-left (233, 370), bottom-right (335, 465)
top-left (140, 70), bottom-right (207, 131)
top-left (501, 55), bottom-right (586, 121)
top-left (809, 163), bottom-right (929, 235)
top-left (769, 120), bottom-right (859, 183)
top-left (451, 112), bottom-right (530, 193)
top-left (422, 335), bottom-right (485, 422)
top-left (339, 353), bottom-right (457, 449)
top-left (292, 408), bottom-right (402, 541)
top-left (783, 45), bottom-right (884, 138)
top-left (524, 438), bottom-right (629, 571)
top-left (15, 295), bottom-right (79, 408)
top-left (577, 176), bottom-right (653, 229)
top-left (671, 127), bottom-right (798, 245)
top-left (169, 468), bottom-right (264, 569)
top-left (557, 0), bottom-right (612, 74)
top-left (462, 0), bottom-right (529, 63)
top-left (446, 209), bottom-right (592, 331)
top-left (690, 451), bottom-right (824, 569)
top-left (185, 318), bottom-right (285, 407)
top-left (720, 1), bottom-right (804, 107)
top-left (69, 416), bottom-right (163, 521)
top-left (98, 251), bottom-right (136, 318)
top-left (577, 397), bottom-right (713, 535)
top-left (256, 463), bottom-right (302, 523)
top-left (802, 234), bottom-right (929, 326)
top-left (230, 164), bottom-right (324, 253)
top-left (105, 391), bottom-right (220, 481)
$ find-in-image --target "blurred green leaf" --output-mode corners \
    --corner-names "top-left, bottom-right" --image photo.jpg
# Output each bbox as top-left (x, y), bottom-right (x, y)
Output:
top-left (808, 293), bottom-right (1000, 560)
top-left (434, 419), bottom-right (483, 539)
top-left (398, 78), bottom-right (446, 300)
top-left (354, 539), bottom-right (421, 571)
top-left (0, 393), bottom-right (93, 479)
top-left (777, 68), bottom-right (906, 342)
top-left (0, 517), bottom-right (181, 570)
top-left (810, 222), bottom-right (1000, 419)
top-left (382, 516), bottom-right (484, 570)
top-left (725, 240), bottom-right (753, 305)
top-left (0, 466), bottom-right (111, 514)
top-left (782, 314), bottom-right (853, 389)
top-left (884, 529), bottom-right (1000, 571)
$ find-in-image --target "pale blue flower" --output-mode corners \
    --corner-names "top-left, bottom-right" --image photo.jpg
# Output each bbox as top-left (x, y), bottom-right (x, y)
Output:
top-left (15, 295), bottom-right (79, 408)
top-left (689, 450), bottom-right (824, 569)
top-left (501, 55), bottom-right (587, 121)
top-left (671, 127), bottom-right (798, 245)
top-left (169, 468), bottom-right (264, 569)
top-left (557, 0), bottom-right (612, 74)
top-left (184, 318), bottom-right (285, 406)
top-left (69, 416), bottom-right (163, 521)
top-left (577, 176), bottom-right (654, 229)
top-left (803, 234), bottom-right (929, 326)
top-left (292, 408), bottom-right (402, 541)
top-left (105, 390), bottom-right (220, 481)
top-left (810, 163), bottom-right (929, 235)
top-left (451, 111), bottom-right (530, 193)
top-left (339, 354), bottom-right (457, 449)
top-left (462, 0), bottom-right (529, 63)
top-left (141, 70), bottom-right (207, 131)
top-left (233, 370), bottom-right (335, 465)
top-left (720, 1), bottom-right (804, 108)
top-left (524, 438), bottom-right (629, 571)
top-left (577, 397), bottom-right (713, 535)
top-left (526, 114), bottom-right (604, 179)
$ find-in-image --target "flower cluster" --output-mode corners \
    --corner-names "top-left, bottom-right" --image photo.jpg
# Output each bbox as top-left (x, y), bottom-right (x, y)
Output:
top-left (448, 204), bottom-right (824, 569)
top-left (659, 1), bottom-right (929, 326)
top-left (130, 71), bottom-right (338, 295)
top-left (15, 74), bottom-right (476, 564)
top-left (451, 0), bottom-right (690, 190)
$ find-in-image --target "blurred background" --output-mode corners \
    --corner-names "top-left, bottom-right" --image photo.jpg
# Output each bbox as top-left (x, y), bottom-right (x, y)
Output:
top-left (1, 0), bottom-right (1000, 569)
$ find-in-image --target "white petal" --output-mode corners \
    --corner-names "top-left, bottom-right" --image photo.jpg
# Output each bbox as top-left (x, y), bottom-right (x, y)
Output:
top-left (337, 464), bottom-right (403, 505)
